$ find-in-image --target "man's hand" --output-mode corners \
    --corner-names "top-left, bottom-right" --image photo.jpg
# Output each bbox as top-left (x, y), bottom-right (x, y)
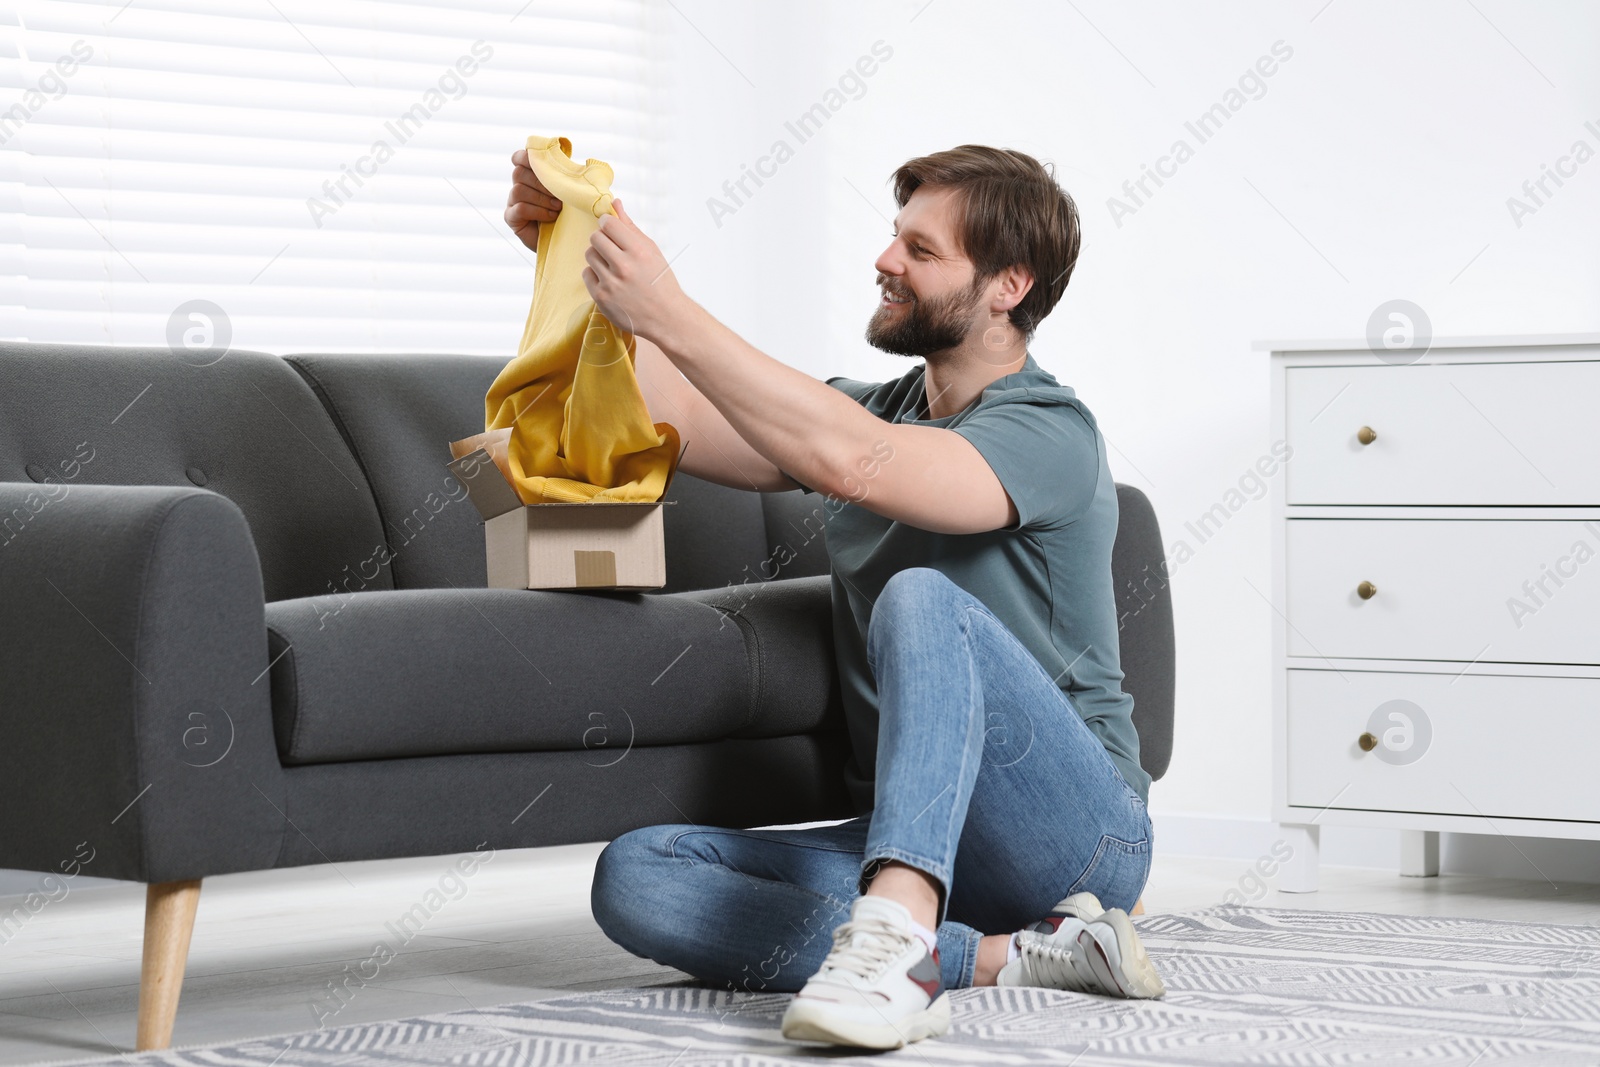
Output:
top-left (504, 148), bottom-right (562, 251)
top-left (584, 198), bottom-right (688, 344)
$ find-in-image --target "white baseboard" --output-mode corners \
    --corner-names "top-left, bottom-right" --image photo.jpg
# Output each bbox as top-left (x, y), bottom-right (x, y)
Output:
top-left (1151, 811), bottom-right (1600, 885)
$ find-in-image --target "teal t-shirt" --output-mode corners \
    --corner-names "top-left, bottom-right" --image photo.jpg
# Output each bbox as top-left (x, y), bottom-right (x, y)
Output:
top-left (786, 353), bottom-right (1150, 813)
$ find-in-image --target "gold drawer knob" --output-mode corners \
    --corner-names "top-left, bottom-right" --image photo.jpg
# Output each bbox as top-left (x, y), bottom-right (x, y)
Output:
top-left (1357, 426), bottom-right (1378, 445)
top-left (1358, 732), bottom-right (1378, 751)
top-left (1357, 580), bottom-right (1378, 600)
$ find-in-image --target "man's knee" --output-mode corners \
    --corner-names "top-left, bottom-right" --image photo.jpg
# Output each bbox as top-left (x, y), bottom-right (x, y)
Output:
top-left (591, 825), bottom-right (677, 952)
top-left (869, 567), bottom-right (956, 647)
top-left (882, 566), bottom-right (949, 603)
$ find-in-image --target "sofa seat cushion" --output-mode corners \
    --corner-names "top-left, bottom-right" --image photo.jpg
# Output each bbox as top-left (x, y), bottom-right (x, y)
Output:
top-left (671, 574), bottom-right (843, 739)
top-left (263, 576), bottom-right (841, 765)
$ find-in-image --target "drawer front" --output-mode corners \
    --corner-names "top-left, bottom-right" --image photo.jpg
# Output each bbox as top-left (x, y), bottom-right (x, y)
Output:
top-left (1286, 519), bottom-right (1600, 665)
top-left (1287, 669), bottom-right (1600, 822)
top-left (1285, 361), bottom-right (1600, 505)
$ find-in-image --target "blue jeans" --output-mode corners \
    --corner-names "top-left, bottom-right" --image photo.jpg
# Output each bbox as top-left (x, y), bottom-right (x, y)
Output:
top-left (591, 566), bottom-right (1152, 991)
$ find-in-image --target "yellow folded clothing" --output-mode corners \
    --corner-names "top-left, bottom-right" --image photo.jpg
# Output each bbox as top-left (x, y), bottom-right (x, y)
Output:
top-left (483, 135), bottom-right (680, 503)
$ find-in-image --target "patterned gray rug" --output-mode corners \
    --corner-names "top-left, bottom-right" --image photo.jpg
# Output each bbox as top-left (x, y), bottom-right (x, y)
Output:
top-left (76, 904), bottom-right (1600, 1066)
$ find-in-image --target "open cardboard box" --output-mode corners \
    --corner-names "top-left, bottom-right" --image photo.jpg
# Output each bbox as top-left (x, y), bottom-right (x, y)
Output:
top-left (446, 436), bottom-right (683, 591)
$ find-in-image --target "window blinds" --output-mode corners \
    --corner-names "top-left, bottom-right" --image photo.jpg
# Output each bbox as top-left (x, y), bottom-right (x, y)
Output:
top-left (1, 0), bottom-right (668, 354)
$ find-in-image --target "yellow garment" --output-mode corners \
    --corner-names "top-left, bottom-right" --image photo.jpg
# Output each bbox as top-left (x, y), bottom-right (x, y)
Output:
top-left (483, 135), bottom-right (679, 504)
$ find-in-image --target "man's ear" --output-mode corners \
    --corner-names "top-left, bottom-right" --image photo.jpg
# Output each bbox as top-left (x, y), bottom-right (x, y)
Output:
top-left (995, 265), bottom-right (1035, 312)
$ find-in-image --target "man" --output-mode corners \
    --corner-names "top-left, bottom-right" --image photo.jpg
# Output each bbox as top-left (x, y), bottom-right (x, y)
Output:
top-left (504, 143), bottom-right (1165, 1050)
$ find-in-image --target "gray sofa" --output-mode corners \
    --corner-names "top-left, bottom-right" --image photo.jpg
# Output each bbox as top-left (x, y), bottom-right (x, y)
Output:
top-left (0, 342), bottom-right (1174, 1048)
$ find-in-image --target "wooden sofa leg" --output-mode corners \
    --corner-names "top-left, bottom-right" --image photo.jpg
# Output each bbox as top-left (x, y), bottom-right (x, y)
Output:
top-left (137, 880), bottom-right (202, 1051)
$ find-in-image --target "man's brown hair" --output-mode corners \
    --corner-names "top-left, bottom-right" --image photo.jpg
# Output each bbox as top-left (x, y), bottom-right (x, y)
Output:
top-left (890, 145), bottom-right (1081, 342)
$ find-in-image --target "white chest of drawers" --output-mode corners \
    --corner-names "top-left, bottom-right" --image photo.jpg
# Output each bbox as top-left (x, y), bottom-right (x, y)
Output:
top-left (1266, 334), bottom-right (1600, 892)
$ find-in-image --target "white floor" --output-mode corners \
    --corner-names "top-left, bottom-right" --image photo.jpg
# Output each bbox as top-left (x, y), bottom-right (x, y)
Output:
top-left (2, 843), bottom-right (1598, 1066)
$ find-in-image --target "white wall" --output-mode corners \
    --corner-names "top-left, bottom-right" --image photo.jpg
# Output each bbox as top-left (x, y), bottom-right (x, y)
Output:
top-left (654, 0), bottom-right (1600, 874)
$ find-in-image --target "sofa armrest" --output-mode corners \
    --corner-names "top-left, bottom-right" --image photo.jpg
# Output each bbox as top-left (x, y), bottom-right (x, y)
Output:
top-left (0, 483), bottom-right (286, 883)
top-left (672, 573), bottom-right (844, 738)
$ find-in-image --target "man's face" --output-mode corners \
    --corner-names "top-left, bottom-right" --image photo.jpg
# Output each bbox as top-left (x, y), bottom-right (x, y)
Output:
top-left (866, 185), bottom-right (987, 358)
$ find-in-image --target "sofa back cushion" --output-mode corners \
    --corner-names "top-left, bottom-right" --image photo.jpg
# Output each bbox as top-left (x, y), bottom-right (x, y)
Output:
top-left (288, 351), bottom-right (830, 593)
top-left (0, 343), bottom-right (391, 603)
top-left (658, 472), bottom-right (829, 592)
top-left (287, 353), bottom-right (499, 591)
top-left (758, 490), bottom-right (832, 582)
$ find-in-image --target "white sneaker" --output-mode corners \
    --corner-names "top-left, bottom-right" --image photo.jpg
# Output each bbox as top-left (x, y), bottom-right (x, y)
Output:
top-left (996, 891), bottom-right (1166, 998)
top-left (780, 895), bottom-right (951, 1049)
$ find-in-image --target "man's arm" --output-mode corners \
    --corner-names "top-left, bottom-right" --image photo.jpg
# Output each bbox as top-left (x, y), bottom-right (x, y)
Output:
top-left (633, 333), bottom-right (803, 493)
top-left (586, 201), bottom-right (1022, 536)
top-left (652, 302), bottom-right (1019, 534)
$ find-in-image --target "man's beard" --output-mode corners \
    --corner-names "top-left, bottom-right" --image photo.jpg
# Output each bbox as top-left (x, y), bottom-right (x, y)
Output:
top-left (865, 273), bottom-right (985, 357)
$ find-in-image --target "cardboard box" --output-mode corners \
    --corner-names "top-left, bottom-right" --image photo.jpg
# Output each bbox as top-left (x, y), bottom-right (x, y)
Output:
top-left (446, 442), bottom-right (682, 591)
